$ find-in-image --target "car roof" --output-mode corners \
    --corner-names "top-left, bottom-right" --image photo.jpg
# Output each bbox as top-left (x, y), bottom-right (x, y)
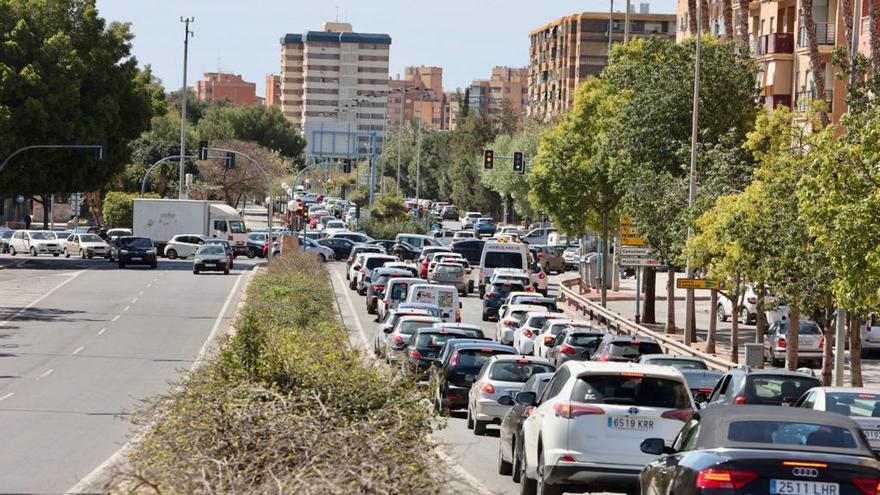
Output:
top-left (640, 354), bottom-right (706, 362)
top-left (563, 361), bottom-right (686, 380)
top-left (508, 304), bottom-right (549, 312)
top-left (398, 315), bottom-right (442, 323)
top-left (730, 367), bottom-right (822, 379)
top-left (415, 328), bottom-right (468, 336)
top-left (434, 323), bottom-right (481, 330)
top-left (486, 354), bottom-right (553, 365)
top-left (604, 334), bottom-right (658, 343)
top-left (810, 386), bottom-right (880, 394)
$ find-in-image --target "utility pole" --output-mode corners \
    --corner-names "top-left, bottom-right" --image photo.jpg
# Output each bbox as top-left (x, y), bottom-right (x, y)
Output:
top-left (178, 16), bottom-right (194, 200)
top-left (624, 0), bottom-right (631, 42)
top-left (608, 0), bottom-right (615, 62)
top-left (684, 0), bottom-right (701, 344)
top-left (415, 121), bottom-right (422, 204)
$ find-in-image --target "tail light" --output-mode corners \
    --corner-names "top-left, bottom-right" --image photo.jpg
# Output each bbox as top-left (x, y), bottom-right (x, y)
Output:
top-left (695, 469), bottom-right (758, 490)
top-left (544, 336), bottom-right (555, 344)
top-left (734, 396), bottom-right (747, 405)
top-left (526, 287), bottom-right (535, 293)
top-left (524, 329), bottom-right (533, 338)
top-left (455, 309), bottom-right (461, 323)
top-left (480, 383), bottom-right (495, 394)
top-left (347, 256), bottom-right (353, 262)
top-left (852, 478), bottom-right (880, 495)
top-left (819, 339), bottom-right (825, 349)
top-left (393, 335), bottom-right (405, 344)
top-left (595, 354), bottom-right (609, 362)
top-left (553, 401), bottom-right (604, 418)
top-left (538, 271), bottom-right (546, 280)
top-left (524, 406), bottom-right (536, 417)
top-left (502, 319), bottom-right (516, 327)
top-left (450, 350), bottom-right (459, 366)
top-left (661, 408), bottom-right (695, 422)
top-left (777, 337), bottom-right (787, 348)
top-left (409, 350), bottom-right (422, 360)
top-left (560, 344), bottom-right (576, 355)
top-left (538, 252), bottom-right (545, 260)
top-left (747, 296), bottom-right (757, 304)
top-left (486, 291), bottom-right (495, 298)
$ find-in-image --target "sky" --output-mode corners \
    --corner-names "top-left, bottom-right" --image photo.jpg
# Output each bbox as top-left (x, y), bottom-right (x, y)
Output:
top-left (95, 0), bottom-right (677, 97)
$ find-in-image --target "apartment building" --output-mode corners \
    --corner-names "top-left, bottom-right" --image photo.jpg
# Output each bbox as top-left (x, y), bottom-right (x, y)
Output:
top-left (489, 66), bottom-right (530, 116)
top-left (195, 72), bottom-right (258, 106)
top-left (265, 74), bottom-right (282, 107)
top-left (445, 92), bottom-right (461, 130)
top-left (676, 0), bottom-right (871, 122)
top-left (279, 22), bottom-right (391, 158)
top-left (528, 9), bottom-right (677, 120)
top-left (387, 66), bottom-right (447, 131)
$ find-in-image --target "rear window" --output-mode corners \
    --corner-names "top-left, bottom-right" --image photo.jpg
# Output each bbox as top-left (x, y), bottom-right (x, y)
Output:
top-left (776, 321), bottom-right (822, 335)
top-left (436, 265), bottom-right (463, 274)
top-left (647, 358), bottom-right (709, 370)
top-left (488, 361), bottom-right (555, 382)
top-left (728, 421), bottom-right (858, 449)
top-left (415, 333), bottom-right (459, 349)
top-left (745, 375), bottom-right (821, 403)
top-left (490, 283), bottom-right (525, 296)
top-left (571, 374), bottom-right (691, 409)
top-left (389, 282), bottom-right (411, 300)
top-left (485, 252), bottom-right (524, 269)
top-left (826, 392), bottom-right (880, 417)
top-left (568, 334), bottom-right (605, 347)
top-left (454, 348), bottom-right (513, 370)
top-left (366, 257), bottom-right (394, 269)
top-left (399, 320), bottom-right (435, 335)
top-left (609, 341), bottom-right (664, 359)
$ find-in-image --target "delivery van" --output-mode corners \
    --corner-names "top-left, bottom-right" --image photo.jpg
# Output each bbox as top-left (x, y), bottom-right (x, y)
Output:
top-left (405, 283), bottom-right (460, 323)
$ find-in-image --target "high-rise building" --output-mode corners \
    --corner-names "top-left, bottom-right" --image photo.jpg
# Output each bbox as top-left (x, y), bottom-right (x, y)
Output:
top-left (279, 22), bottom-right (391, 158)
top-left (195, 72), bottom-right (258, 106)
top-left (265, 74), bottom-right (282, 107)
top-left (527, 10), bottom-right (677, 120)
top-left (387, 66), bottom-right (447, 131)
top-left (488, 66), bottom-right (530, 116)
top-left (445, 91), bottom-right (461, 130)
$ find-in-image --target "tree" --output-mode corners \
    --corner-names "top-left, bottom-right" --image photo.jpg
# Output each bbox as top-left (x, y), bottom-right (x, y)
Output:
top-left (197, 104), bottom-right (306, 161)
top-left (103, 190), bottom-right (157, 227)
top-left (800, 0), bottom-right (830, 126)
top-left (0, 0), bottom-right (158, 194)
top-left (480, 122), bottom-right (542, 222)
top-left (738, 0), bottom-right (750, 45)
top-left (722, 0), bottom-right (734, 40)
top-left (193, 139), bottom-right (288, 208)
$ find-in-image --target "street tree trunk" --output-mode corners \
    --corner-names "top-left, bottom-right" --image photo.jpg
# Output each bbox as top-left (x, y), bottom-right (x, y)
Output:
top-left (786, 307), bottom-right (801, 371)
top-left (666, 271), bottom-right (677, 334)
top-left (801, 0), bottom-right (830, 126)
top-left (850, 312), bottom-right (864, 386)
top-left (821, 295), bottom-right (835, 385)
top-left (707, 290), bottom-right (718, 354)
top-left (688, 0), bottom-right (699, 35)
top-left (755, 284), bottom-right (767, 346)
top-left (730, 275), bottom-right (741, 363)
top-left (722, 0), bottom-right (734, 39)
top-left (701, 0), bottom-right (711, 33)
top-left (841, 0), bottom-right (854, 58)
top-left (738, 0), bottom-right (751, 46)
top-left (869, 0), bottom-right (880, 74)
top-left (600, 210), bottom-right (609, 307)
top-left (643, 267), bottom-right (656, 324)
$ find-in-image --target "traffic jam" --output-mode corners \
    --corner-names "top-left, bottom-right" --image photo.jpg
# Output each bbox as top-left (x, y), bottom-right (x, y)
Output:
top-left (333, 202), bottom-right (880, 495)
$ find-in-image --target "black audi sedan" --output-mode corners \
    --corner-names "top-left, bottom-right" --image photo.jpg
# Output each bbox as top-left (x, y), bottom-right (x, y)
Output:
top-left (639, 405), bottom-right (880, 495)
top-left (110, 236), bottom-right (158, 269)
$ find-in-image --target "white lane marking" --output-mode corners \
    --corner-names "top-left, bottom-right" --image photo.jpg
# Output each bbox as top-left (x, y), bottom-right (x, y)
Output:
top-left (131, 297), bottom-right (138, 304)
top-left (138, 291), bottom-right (144, 296)
top-left (152, 278), bottom-right (158, 283)
top-left (0, 393), bottom-right (14, 402)
top-left (0, 270), bottom-right (86, 328)
top-left (72, 346), bottom-right (85, 356)
top-left (111, 315), bottom-right (120, 322)
top-left (332, 272), bottom-right (372, 356)
top-left (98, 327), bottom-right (107, 336)
top-left (146, 283), bottom-right (152, 288)
top-left (36, 369), bottom-right (54, 380)
top-left (122, 306), bottom-right (130, 312)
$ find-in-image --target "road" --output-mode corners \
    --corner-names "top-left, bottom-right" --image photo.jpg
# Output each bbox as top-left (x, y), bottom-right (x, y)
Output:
top-left (0, 254), bottom-right (258, 494)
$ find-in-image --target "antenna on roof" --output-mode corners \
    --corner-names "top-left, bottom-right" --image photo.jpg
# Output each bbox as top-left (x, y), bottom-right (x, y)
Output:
top-left (335, 5), bottom-right (339, 22)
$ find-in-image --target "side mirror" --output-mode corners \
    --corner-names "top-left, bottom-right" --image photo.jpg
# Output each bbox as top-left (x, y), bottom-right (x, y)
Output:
top-left (640, 438), bottom-right (670, 456)
top-left (459, 302), bottom-right (463, 309)
top-left (498, 395), bottom-right (515, 406)
top-left (383, 325), bottom-right (393, 334)
top-left (515, 391), bottom-right (537, 406)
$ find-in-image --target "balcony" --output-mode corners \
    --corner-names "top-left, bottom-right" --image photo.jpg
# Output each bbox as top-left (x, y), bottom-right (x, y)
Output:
top-left (798, 23), bottom-right (836, 48)
top-left (796, 89), bottom-right (833, 112)
top-left (758, 33), bottom-right (794, 55)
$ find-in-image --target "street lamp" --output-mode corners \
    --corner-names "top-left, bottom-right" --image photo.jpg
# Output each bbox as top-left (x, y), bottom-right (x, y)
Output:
top-left (684, 0), bottom-right (703, 344)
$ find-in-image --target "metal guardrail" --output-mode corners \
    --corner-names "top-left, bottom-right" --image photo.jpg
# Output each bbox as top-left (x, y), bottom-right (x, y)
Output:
top-left (559, 283), bottom-right (736, 371)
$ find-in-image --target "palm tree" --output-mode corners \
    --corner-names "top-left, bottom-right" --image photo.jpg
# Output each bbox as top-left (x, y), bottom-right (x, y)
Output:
top-left (800, 0), bottom-right (830, 126)
top-left (869, 0), bottom-right (880, 73)
top-left (723, 0), bottom-right (734, 40)
top-left (738, 0), bottom-right (751, 46)
top-left (701, 0), bottom-right (711, 33)
top-left (688, 0), bottom-right (699, 35)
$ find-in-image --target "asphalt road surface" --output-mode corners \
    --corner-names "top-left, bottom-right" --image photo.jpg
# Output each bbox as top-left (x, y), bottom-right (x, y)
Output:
top-left (0, 255), bottom-right (257, 494)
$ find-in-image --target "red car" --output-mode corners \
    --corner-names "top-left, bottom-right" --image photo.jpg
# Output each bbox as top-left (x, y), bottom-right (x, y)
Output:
top-left (308, 211), bottom-right (330, 228)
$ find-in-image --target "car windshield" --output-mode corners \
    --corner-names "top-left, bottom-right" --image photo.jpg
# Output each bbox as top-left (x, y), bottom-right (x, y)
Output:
top-left (727, 420), bottom-right (858, 449)
top-left (453, 348), bottom-right (511, 371)
top-left (488, 361), bottom-right (555, 382)
top-left (608, 341), bottom-right (663, 359)
top-left (30, 231), bottom-right (54, 240)
top-left (124, 238), bottom-right (153, 248)
top-left (745, 375), bottom-right (821, 403)
top-left (647, 358), bottom-right (709, 370)
top-left (526, 315), bottom-right (556, 328)
top-left (229, 221), bottom-right (246, 234)
top-left (80, 234), bottom-right (103, 243)
top-left (398, 320), bottom-right (435, 335)
top-left (198, 246), bottom-right (226, 256)
top-left (484, 252), bottom-right (523, 269)
top-left (365, 257), bottom-right (393, 269)
top-left (572, 374), bottom-right (691, 409)
top-left (776, 321), bottom-right (822, 335)
top-left (825, 392), bottom-right (880, 417)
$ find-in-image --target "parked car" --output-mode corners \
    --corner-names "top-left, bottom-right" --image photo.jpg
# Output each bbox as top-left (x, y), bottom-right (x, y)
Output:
top-left (192, 244), bottom-right (230, 274)
top-left (0, 229), bottom-right (13, 253)
top-left (640, 406), bottom-right (880, 495)
top-left (110, 236), bottom-right (158, 269)
top-left (496, 372), bottom-right (555, 481)
top-left (764, 319), bottom-right (824, 367)
top-left (717, 284), bottom-right (789, 325)
top-left (591, 334), bottom-right (664, 362)
top-left (63, 233), bottom-right (109, 259)
top-left (562, 246), bottom-right (579, 270)
top-left (432, 340), bottom-right (516, 414)
top-left (467, 355), bottom-right (555, 435)
top-left (163, 234), bottom-right (206, 259)
top-left (706, 367), bottom-right (821, 407)
top-left (8, 230), bottom-right (62, 256)
top-left (795, 386), bottom-right (880, 453)
top-left (545, 327), bottom-right (608, 366)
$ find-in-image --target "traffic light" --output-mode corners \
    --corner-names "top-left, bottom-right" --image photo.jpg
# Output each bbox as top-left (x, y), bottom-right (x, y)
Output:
top-left (513, 151), bottom-right (524, 174)
top-left (483, 149), bottom-right (494, 170)
top-left (198, 141), bottom-right (209, 160)
top-left (342, 159), bottom-right (351, 174)
top-left (225, 152), bottom-right (236, 169)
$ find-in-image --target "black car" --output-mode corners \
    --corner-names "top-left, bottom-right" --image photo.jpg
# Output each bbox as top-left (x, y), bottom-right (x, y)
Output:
top-left (482, 281), bottom-right (527, 321)
top-left (640, 406), bottom-right (880, 495)
top-left (707, 367), bottom-right (821, 407)
top-left (401, 328), bottom-right (472, 378)
top-left (497, 372), bottom-right (554, 482)
top-left (203, 239), bottom-right (235, 269)
top-left (433, 340), bottom-right (515, 413)
top-left (316, 236), bottom-right (356, 260)
top-left (245, 232), bottom-right (269, 258)
top-left (369, 239), bottom-right (420, 261)
top-left (545, 329), bottom-right (606, 366)
top-left (680, 369), bottom-right (724, 403)
top-left (451, 239), bottom-right (486, 265)
top-left (110, 236), bottom-right (157, 269)
top-left (365, 267), bottom-right (413, 314)
top-left (591, 334), bottom-right (664, 362)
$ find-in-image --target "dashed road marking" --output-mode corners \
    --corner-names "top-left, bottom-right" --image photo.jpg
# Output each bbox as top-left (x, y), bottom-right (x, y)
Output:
top-left (111, 315), bottom-right (120, 322)
top-left (98, 327), bottom-right (107, 335)
top-left (72, 346), bottom-right (85, 356)
top-left (36, 369), bottom-right (54, 380)
top-left (131, 298), bottom-right (138, 304)
top-left (0, 393), bottom-right (14, 401)
top-left (137, 291), bottom-right (144, 296)
top-left (146, 283), bottom-right (152, 288)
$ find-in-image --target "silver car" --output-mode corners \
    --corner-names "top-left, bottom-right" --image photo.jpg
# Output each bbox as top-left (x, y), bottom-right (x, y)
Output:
top-left (795, 386), bottom-right (880, 453)
top-left (765, 319), bottom-right (824, 367)
top-left (192, 245), bottom-right (230, 274)
top-left (383, 315), bottom-right (441, 364)
top-left (427, 262), bottom-right (469, 296)
top-left (466, 355), bottom-right (555, 435)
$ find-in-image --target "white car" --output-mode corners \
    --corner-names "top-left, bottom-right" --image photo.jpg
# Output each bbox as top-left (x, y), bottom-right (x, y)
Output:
top-left (452, 230), bottom-right (475, 242)
top-left (374, 308), bottom-right (432, 358)
top-left (355, 254), bottom-right (398, 295)
top-left (533, 320), bottom-right (598, 357)
top-left (383, 315), bottom-right (441, 363)
top-left (717, 284), bottom-right (789, 325)
top-left (460, 211), bottom-right (481, 228)
top-left (466, 355), bottom-right (555, 435)
top-left (529, 261), bottom-right (549, 296)
top-left (64, 233), bottom-right (110, 258)
top-left (322, 220), bottom-right (347, 236)
top-left (518, 361), bottom-right (695, 494)
top-left (164, 234), bottom-right (206, 259)
top-left (793, 386), bottom-right (880, 452)
top-left (496, 304), bottom-right (548, 346)
top-left (513, 312), bottom-right (568, 355)
top-left (7, 230), bottom-right (62, 256)
top-left (348, 253), bottom-right (371, 287)
top-left (377, 277), bottom-right (422, 322)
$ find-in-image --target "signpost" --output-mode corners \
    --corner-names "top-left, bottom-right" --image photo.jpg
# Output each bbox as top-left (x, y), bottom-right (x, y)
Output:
top-left (676, 278), bottom-right (727, 290)
top-left (619, 216), bottom-right (660, 324)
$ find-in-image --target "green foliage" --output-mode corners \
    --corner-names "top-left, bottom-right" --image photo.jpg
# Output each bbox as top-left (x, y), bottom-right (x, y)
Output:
top-left (359, 217), bottom-right (426, 240)
top-left (480, 121), bottom-right (542, 220)
top-left (370, 194), bottom-right (408, 221)
top-left (124, 253), bottom-right (442, 493)
top-left (0, 0), bottom-right (158, 194)
top-left (196, 104), bottom-right (306, 160)
top-left (103, 190), bottom-right (157, 227)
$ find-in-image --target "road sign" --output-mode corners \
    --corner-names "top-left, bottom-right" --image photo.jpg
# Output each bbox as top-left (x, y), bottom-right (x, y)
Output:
top-left (620, 246), bottom-right (652, 257)
top-left (620, 257), bottom-right (661, 267)
top-left (621, 236), bottom-right (647, 246)
top-left (621, 226), bottom-right (640, 236)
top-left (620, 216), bottom-right (636, 225)
top-left (676, 278), bottom-right (727, 290)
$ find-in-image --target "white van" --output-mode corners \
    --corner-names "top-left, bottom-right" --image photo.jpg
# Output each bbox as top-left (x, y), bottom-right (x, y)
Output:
top-left (478, 241), bottom-right (530, 297)
top-left (378, 277), bottom-right (422, 322)
top-left (405, 283), bottom-right (460, 323)
top-left (396, 233), bottom-right (441, 249)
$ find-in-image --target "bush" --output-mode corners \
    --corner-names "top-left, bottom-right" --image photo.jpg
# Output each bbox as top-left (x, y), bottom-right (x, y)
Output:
top-left (103, 191), bottom-right (158, 228)
top-left (120, 253), bottom-right (443, 494)
top-left (371, 194), bottom-right (408, 221)
top-left (359, 217), bottom-right (427, 240)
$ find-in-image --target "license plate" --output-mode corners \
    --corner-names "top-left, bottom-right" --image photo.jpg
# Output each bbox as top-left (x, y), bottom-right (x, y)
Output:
top-left (607, 416), bottom-right (655, 431)
top-left (131, 257), bottom-right (142, 261)
top-left (865, 430), bottom-right (880, 440)
top-left (465, 375), bottom-right (476, 383)
top-left (204, 263), bottom-right (216, 267)
top-left (771, 480), bottom-right (838, 495)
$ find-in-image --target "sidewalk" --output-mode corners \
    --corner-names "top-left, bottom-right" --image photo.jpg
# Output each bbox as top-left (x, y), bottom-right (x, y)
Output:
top-left (555, 270), bottom-right (711, 302)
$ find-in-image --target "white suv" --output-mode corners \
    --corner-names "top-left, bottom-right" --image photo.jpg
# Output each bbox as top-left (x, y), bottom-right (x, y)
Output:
top-left (518, 361), bottom-right (694, 494)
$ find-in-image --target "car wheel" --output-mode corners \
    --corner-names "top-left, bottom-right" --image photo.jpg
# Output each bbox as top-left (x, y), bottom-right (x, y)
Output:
top-left (466, 406), bottom-right (475, 430)
top-left (193, 268), bottom-right (199, 275)
top-left (349, 279), bottom-right (356, 290)
top-left (63, 248), bottom-right (69, 258)
top-left (166, 249), bottom-right (177, 260)
top-left (79, 249), bottom-right (85, 258)
top-left (536, 449), bottom-right (563, 495)
top-left (246, 247), bottom-right (256, 259)
top-left (53, 253), bottom-right (60, 257)
top-left (498, 439), bottom-right (513, 475)
top-left (739, 307), bottom-right (750, 325)
top-left (519, 449), bottom-right (537, 495)
top-left (9, 246), bottom-right (15, 256)
top-left (717, 304), bottom-right (728, 322)
top-left (30, 247), bottom-right (37, 256)
top-left (320, 254), bottom-right (326, 262)
top-left (367, 304), bottom-right (376, 315)
top-left (512, 436), bottom-right (523, 483)
top-left (468, 280), bottom-right (474, 293)
top-left (473, 416), bottom-right (487, 436)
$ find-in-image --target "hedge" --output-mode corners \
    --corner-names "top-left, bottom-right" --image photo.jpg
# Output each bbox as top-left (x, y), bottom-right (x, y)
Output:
top-left (358, 217), bottom-right (427, 240)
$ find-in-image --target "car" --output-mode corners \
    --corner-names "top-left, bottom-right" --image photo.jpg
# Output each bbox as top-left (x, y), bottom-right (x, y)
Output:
top-left (308, 210), bottom-right (331, 228)
top-left (63, 233), bottom-right (109, 259)
top-left (105, 228), bottom-right (132, 240)
top-left (376, 277), bottom-right (422, 321)
top-left (679, 369), bottom-right (724, 403)
top-left (528, 251), bottom-right (549, 295)
top-left (440, 205), bottom-right (459, 220)
top-left (532, 245), bottom-right (566, 274)
top-left (110, 236), bottom-right (158, 269)
top-left (7, 230), bottom-right (63, 256)
top-left (383, 315), bottom-right (441, 364)
top-left (482, 281), bottom-right (528, 322)
top-left (533, 320), bottom-right (598, 358)
top-left (706, 367), bottom-right (822, 407)
top-left (467, 355), bottom-right (555, 435)
top-left (479, 242), bottom-right (530, 297)
top-left (426, 251), bottom-right (464, 274)
top-left (452, 230), bottom-right (475, 242)
top-left (498, 226), bottom-right (526, 237)
top-left (397, 302), bottom-right (442, 319)
top-left (545, 327), bottom-right (609, 366)
top-left (405, 283), bottom-right (460, 323)
top-left (0, 229), bottom-right (13, 253)
top-left (365, 268), bottom-right (413, 314)
top-left (316, 236), bottom-right (356, 260)
top-left (431, 229), bottom-right (457, 246)
top-left (395, 233), bottom-right (441, 249)
top-left (427, 262), bottom-right (469, 296)
top-left (328, 231), bottom-right (374, 244)
top-left (203, 239), bottom-right (235, 269)
top-left (513, 312), bottom-right (568, 355)
top-left (460, 211), bottom-right (482, 229)
top-left (299, 237), bottom-right (335, 262)
top-left (431, 323), bottom-right (486, 339)
top-left (795, 386), bottom-right (880, 453)
top-left (401, 327), bottom-right (472, 378)
top-left (521, 227), bottom-right (556, 245)
top-left (418, 248), bottom-right (452, 278)
top-left (451, 239), bottom-right (486, 265)
top-left (496, 304), bottom-right (549, 346)
top-left (354, 254), bottom-right (398, 295)
top-left (562, 246), bottom-right (579, 270)
top-left (192, 244), bottom-right (230, 274)
top-left (717, 284), bottom-right (789, 325)
top-left (640, 406), bottom-right (880, 495)
top-left (374, 308), bottom-right (433, 358)
top-left (518, 361), bottom-right (695, 495)
top-left (432, 340), bottom-right (516, 414)
top-left (382, 261), bottom-right (419, 278)
top-left (764, 319), bottom-right (824, 367)
top-left (347, 252), bottom-right (372, 284)
top-left (636, 354), bottom-right (710, 370)
top-left (246, 232), bottom-right (270, 258)
top-left (591, 334), bottom-right (664, 362)
top-left (473, 217), bottom-right (497, 237)
top-left (496, 372), bottom-right (555, 481)
top-left (163, 234), bottom-right (206, 259)
top-left (50, 230), bottom-right (74, 241)
top-left (500, 294), bottom-right (559, 317)
top-left (345, 244), bottom-right (385, 276)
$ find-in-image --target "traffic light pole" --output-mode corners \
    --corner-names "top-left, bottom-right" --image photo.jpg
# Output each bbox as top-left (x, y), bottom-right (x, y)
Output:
top-left (0, 144), bottom-right (106, 176)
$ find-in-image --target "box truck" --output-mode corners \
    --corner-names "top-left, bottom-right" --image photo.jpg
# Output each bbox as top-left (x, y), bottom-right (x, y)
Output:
top-left (132, 199), bottom-right (248, 255)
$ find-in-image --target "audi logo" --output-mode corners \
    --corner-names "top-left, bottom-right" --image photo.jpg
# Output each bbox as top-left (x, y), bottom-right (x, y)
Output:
top-left (792, 467), bottom-right (819, 478)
